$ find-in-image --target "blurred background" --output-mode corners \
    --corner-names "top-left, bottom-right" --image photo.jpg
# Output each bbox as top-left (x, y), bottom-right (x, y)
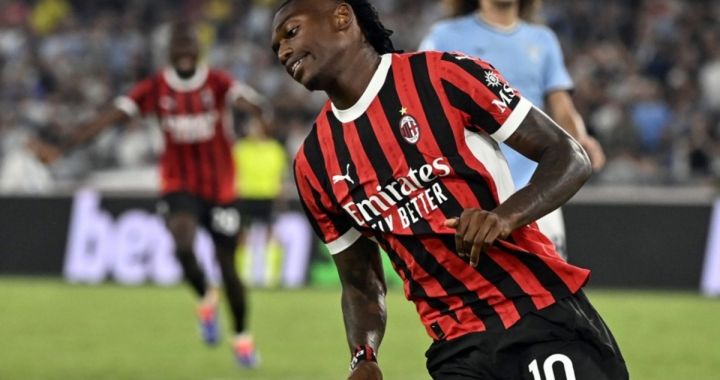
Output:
top-left (1, 0), bottom-right (719, 379)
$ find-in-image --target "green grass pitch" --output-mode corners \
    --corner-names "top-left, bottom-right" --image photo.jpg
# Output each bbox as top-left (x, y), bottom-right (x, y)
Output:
top-left (1, 278), bottom-right (719, 379)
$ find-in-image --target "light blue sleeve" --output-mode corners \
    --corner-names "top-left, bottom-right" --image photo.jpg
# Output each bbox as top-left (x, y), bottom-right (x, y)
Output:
top-left (542, 28), bottom-right (573, 93)
top-left (418, 24), bottom-right (442, 51)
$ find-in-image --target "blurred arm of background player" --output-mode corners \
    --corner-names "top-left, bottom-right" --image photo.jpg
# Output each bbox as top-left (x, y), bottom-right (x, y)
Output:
top-left (546, 90), bottom-right (605, 170)
top-left (333, 237), bottom-right (387, 380)
top-left (34, 83), bottom-right (272, 159)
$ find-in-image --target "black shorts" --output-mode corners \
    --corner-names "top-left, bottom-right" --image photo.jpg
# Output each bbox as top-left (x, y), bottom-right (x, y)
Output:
top-left (426, 291), bottom-right (628, 380)
top-left (237, 198), bottom-right (274, 227)
top-left (157, 192), bottom-right (240, 251)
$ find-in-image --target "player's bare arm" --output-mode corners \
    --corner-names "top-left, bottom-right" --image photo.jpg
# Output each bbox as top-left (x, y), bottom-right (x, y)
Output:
top-left (62, 107), bottom-right (131, 151)
top-left (232, 86), bottom-right (275, 134)
top-left (446, 106), bottom-right (591, 265)
top-left (30, 106), bottom-right (131, 163)
top-left (546, 90), bottom-right (606, 170)
top-left (332, 236), bottom-right (387, 380)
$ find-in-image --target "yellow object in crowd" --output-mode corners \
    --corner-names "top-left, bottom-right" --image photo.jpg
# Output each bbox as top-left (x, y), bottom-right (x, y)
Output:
top-left (30, 0), bottom-right (71, 35)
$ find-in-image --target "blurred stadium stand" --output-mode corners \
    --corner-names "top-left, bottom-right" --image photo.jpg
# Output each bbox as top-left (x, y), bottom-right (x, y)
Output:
top-left (0, 0), bottom-right (718, 192)
top-left (1, 0), bottom-right (720, 290)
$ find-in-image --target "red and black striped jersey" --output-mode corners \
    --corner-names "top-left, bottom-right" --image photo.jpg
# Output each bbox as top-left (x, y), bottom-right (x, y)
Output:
top-left (114, 65), bottom-right (256, 203)
top-left (293, 52), bottom-right (590, 341)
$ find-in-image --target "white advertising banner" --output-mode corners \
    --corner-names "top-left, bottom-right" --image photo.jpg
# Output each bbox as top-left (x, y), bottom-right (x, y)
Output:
top-left (701, 199), bottom-right (720, 296)
top-left (63, 190), bottom-right (311, 287)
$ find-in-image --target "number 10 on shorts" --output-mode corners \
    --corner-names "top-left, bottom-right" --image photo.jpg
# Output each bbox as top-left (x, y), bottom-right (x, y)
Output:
top-left (528, 354), bottom-right (576, 380)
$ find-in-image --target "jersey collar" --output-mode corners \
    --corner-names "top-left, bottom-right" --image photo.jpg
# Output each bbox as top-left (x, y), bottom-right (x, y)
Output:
top-left (331, 54), bottom-right (392, 123)
top-left (163, 64), bottom-right (209, 92)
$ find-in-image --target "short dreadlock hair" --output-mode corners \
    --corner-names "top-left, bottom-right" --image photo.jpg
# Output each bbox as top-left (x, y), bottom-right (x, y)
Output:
top-left (276, 0), bottom-right (401, 54)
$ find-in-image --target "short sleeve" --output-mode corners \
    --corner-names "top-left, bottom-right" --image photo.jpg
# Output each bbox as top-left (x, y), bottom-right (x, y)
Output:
top-left (293, 149), bottom-right (360, 255)
top-left (113, 76), bottom-right (157, 117)
top-left (542, 29), bottom-right (573, 93)
top-left (437, 52), bottom-right (533, 143)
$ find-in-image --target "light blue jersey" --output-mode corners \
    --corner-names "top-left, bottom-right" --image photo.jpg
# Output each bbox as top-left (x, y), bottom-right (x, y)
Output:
top-left (420, 15), bottom-right (573, 188)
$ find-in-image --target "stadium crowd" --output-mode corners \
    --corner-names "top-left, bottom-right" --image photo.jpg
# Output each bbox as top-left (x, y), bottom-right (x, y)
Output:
top-left (0, 0), bottom-right (718, 193)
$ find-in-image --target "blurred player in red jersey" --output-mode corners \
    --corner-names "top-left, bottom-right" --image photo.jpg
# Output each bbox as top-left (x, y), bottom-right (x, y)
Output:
top-left (272, 1), bottom-right (628, 379)
top-left (57, 21), bottom-right (266, 368)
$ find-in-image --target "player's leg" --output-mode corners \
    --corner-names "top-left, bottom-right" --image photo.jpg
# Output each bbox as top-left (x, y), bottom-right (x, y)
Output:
top-left (159, 192), bottom-right (207, 298)
top-left (159, 192), bottom-right (219, 345)
top-left (535, 207), bottom-right (567, 260)
top-left (206, 201), bottom-right (258, 367)
top-left (243, 199), bottom-right (276, 287)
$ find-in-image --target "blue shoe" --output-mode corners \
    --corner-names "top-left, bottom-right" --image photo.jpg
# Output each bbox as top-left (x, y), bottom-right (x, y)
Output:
top-left (233, 335), bottom-right (260, 368)
top-left (197, 304), bottom-right (219, 346)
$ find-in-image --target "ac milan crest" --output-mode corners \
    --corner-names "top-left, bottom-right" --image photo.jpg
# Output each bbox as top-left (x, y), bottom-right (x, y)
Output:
top-left (399, 114), bottom-right (420, 144)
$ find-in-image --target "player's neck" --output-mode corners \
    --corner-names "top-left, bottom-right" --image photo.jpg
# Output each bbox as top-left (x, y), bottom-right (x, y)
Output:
top-left (327, 47), bottom-right (381, 110)
top-left (477, 6), bottom-right (519, 29)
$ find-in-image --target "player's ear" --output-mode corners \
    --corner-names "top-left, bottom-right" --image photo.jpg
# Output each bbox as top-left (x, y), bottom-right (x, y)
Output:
top-left (334, 3), bottom-right (354, 31)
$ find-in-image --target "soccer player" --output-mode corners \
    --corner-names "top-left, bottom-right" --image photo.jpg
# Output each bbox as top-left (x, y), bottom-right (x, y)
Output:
top-left (420, 0), bottom-right (606, 259)
top-left (59, 21), bottom-right (265, 367)
top-left (271, 1), bottom-right (628, 379)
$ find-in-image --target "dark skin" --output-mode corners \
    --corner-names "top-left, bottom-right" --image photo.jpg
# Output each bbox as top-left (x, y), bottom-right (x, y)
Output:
top-left (272, 1), bottom-right (590, 379)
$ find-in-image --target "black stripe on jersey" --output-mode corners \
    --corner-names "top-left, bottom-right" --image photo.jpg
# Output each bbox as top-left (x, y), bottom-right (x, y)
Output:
top-left (304, 180), bottom-right (332, 242)
top-left (409, 54), bottom-right (498, 212)
top-left (197, 89), bottom-right (218, 200)
top-left (395, 234), bottom-right (503, 328)
top-left (354, 113), bottom-right (458, 322)
top-left (167, 88), bottom-right (187, 189)
top-left (302, 125), bottom-right (354, 237)
top-left (155, 79), bottom-right (182, 186)
top-left (374, 74), bottom-right (503, 327)
top-left (183, 92), bottom-right (203, 199)
top-left (437, 234), bottom-right (538, 316)
top-left (374, 235), bottom-right (459, 324)
top-left (441, 53), bottom-right (521, 110)
top-left (503, 242), bottom-right (574, 299)
top-left (442, 79), bottom-right (501, 135)
top-left (410, 54), bottom-right (535, 319)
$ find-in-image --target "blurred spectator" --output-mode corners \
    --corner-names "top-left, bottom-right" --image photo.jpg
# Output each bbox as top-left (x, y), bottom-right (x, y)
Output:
top-left (0, 0), bottom-right (719, 194)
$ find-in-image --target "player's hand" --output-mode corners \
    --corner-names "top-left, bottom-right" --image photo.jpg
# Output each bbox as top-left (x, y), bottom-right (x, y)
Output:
top-left (444, 209), bottom-right (512, 267)
top-left (577, 135), bottom-right (605, 171)
top-left (25, 137), bottom-right (62, 165)
top-left (347, 361), bottom-right (383, 380)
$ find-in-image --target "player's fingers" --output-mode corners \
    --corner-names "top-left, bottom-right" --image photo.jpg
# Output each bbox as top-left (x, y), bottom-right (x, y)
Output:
top-left (461, 212), bottom-right (486, 258)
top-left (469, 233), bottom-right (483, 267)
top-left (469, 214), bottom-right (493, 266)
top-left (454, 212), bottom-right (473, 255)
top-left (444, 218), bottom-right (459, 228)
top-left (480, 224), bottom-right (503, 258)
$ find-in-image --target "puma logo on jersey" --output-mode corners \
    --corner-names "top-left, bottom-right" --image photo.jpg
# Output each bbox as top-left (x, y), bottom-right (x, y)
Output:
top-left (332, 164), bottom-right (355, 185)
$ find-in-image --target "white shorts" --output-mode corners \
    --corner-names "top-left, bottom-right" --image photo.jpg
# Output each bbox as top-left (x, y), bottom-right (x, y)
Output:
top-left (536, 208), bottom-right (567, 260)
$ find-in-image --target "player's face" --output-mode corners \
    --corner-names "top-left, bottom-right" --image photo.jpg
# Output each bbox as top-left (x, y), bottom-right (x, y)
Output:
top-left (271, 0), bottom-right (342, 91)
top-left (169, 32), bottom-right (200, 77)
